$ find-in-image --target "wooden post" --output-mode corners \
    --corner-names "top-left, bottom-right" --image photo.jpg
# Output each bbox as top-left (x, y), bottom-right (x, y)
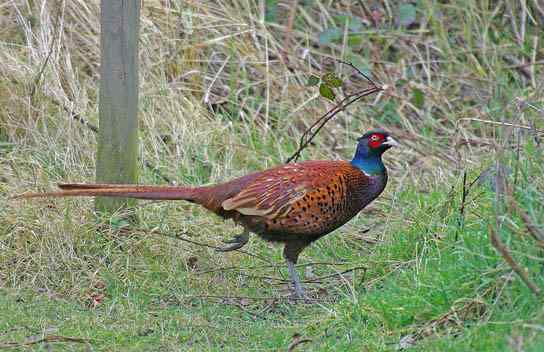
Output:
top-left (96, 0), bottom-right (140, 212)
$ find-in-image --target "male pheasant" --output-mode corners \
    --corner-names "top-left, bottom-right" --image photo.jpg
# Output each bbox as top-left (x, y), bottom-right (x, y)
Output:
top-left (16, 129), bottom-right (398, 298)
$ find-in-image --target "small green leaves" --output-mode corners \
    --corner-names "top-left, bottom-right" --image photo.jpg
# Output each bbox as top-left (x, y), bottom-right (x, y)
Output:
top-left (319, 84), bottom-right (336, 101)
top-left (306, 75), bottom-right (320, 86)
top-left (322, 73), bottom-right (342, 88)
top-left (307, 72), bottom-right (344, 101)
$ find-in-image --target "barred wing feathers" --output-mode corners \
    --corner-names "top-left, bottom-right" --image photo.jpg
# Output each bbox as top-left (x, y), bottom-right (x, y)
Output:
top-left (221, 161), bottom-right (360, 220)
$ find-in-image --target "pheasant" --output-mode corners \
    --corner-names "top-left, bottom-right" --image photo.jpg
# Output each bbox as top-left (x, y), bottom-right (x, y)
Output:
top-left (15, 129), bottom-right (398, 298)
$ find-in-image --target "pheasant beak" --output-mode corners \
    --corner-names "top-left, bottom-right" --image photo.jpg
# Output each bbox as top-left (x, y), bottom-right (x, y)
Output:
top-left (382, 136), bottom-right (400, 147)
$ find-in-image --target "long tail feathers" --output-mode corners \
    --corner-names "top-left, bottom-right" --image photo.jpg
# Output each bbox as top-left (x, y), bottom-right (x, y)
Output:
top-left (12, 183), bottom-right (200, 201)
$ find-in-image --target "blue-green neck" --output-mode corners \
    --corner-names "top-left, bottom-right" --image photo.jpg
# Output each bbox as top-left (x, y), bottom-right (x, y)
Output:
top-left (351, 155), bottom-right (385, 175)
top-left (351, 143), bottom-right (386, 175)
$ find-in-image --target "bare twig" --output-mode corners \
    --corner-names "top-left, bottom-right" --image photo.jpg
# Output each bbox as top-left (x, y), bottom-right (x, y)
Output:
top-left (142, 160), bottom-right (173, 184)
top-left (503, 55), bottom-right (532, 81)
top-left (280, 0), bottom-right (299, 64)
top-left (507, 192), bottom-right (544, 243)
top-left (303, 265), bottom-right (367, 283)
top-left (286, 61), bottom-right (383, 163)
top-left (456, 170), bottom-right (468, 241)
top-left (62, 105), bottom-right (98, 132)
top-left (458, 118), bottom-right (544, 134)
top-left (286, 86), bottom-right (381, 163)
top-left (138, 228), bottom-right (269, 262)
top-left (488, 224), bottom-right (541, 297)
top-left (504, 59), bottom-right (544, 69)
top-left (403, 298), bottom-right (488, 348)
top-left (335, 59), bottom-right (380, 87)
top-left (241, 265), bottom-right (367, 284)
top-left (195, 261), bottom-right (347, 275)
top-left (179, 294), bottom-right (314, 302)
top-left (29, 16), bottom-right (60, 101)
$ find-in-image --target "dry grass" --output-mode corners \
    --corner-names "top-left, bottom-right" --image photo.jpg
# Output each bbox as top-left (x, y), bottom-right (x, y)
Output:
top-left (1, 0), bottom-right (543, 350)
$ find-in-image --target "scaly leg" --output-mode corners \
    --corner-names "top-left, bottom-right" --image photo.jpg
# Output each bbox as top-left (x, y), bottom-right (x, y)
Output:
top-left (216, 230), bottom-right (249, 252)
top-left (283, 240), bottom-right (309, 299)
top-left (286, 258), bottom-right (305, 299)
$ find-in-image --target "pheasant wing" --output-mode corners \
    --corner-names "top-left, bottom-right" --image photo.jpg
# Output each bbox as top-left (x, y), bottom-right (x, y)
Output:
top-left (221, 161), bottom-right (350, 219)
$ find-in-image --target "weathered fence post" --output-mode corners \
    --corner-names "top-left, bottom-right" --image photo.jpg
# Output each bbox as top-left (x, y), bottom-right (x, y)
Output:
top-left (96, 0), bottom-right (140, 212)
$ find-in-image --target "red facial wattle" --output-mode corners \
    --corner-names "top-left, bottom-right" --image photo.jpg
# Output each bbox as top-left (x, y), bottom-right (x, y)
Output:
top-left (368, 134), bottom-right (385, 149)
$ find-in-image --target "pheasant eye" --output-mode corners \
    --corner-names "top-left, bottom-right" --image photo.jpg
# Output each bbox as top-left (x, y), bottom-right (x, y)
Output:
top-left (368, 134), bottom-right (383, 148)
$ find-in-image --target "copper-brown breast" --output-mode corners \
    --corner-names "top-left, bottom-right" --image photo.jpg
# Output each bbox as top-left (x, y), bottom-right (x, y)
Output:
top-left (212, 160), bottom-right (379, 242)
top-left (256, 163), bottom-right (372, 241)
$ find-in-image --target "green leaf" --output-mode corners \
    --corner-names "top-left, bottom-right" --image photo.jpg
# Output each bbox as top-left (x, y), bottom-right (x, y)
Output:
top-left (412, 87), bottom-right (425, 109)
top-left (319, 83), bottom-right (336, 101)
top-left (399, 3), bottom-right (416, 27)
top-left (322, 72), bottom-right (342, 88)
top-left (318, 27), bottom-right (342, 45)
top-left (306, 75), bottom-right (320, 86)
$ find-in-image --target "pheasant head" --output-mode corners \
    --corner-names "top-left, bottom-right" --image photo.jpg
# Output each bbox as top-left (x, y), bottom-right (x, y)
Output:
top-left (351, 129), bottom-right (398, 175)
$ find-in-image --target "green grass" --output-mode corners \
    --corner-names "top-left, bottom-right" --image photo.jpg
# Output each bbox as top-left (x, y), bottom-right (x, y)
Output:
top-left (1, 0), bottom-right (544, 350)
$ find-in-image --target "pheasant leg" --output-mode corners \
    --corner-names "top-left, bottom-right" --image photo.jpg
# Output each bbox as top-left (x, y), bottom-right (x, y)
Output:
top-left (287, 258), bottom-right (305, 299)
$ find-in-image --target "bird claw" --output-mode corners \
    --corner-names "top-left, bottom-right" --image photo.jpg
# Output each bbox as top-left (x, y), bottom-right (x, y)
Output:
top-left (216, 232), bottom-right (249, 252)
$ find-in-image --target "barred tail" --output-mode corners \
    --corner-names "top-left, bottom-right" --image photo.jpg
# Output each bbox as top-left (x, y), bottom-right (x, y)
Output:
top-left (12, 183), bottom-right (200, 201)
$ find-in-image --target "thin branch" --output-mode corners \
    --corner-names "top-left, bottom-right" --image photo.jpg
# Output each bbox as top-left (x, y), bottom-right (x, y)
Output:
top-left (286, 86), bottom-right (381, 163)
top-left (303, 265), bottom-right (367, 283)
top-left (29, 16), bottom-right (60, 101)
top-left (195, 261), bottom-right (348, 275)
top-left (506, 191), bottom-right (544, 243)
top-left (458, 118), bottom-right (544, 134)
top-left (63, 105), bottom-right (98, 132)
top-left (334, 58), bottom-right (379, 87)
top-left (280, 0), bottom-right (298, 65)
top-left (488, 224), bottom-right (541, 297)
top-left (178, 293), bottom-right (311, 302)
top-left (285, 61), bottom-right (383, 163)
top-left (456, 170), bottom-right (468, 241)
top-left (241, 265), bottom-right (367, 284)
top-left (139, 228), bottom-right (269, 262)
top-left (223, 299), bottom-right (269, 320)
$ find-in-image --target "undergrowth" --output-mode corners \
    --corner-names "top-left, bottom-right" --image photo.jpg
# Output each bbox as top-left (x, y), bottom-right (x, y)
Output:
top-left (1, 0), bottom-right (543, 350)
